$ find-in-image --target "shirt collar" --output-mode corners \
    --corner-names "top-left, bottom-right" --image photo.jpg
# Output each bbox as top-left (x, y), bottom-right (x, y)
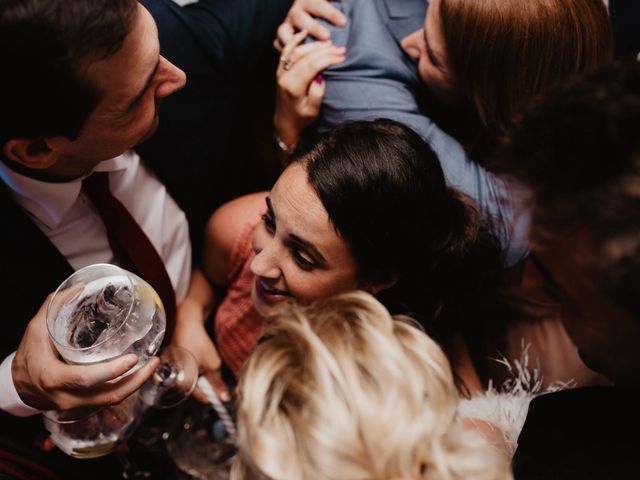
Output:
top-left (0, 151), bottom-right (134, 229)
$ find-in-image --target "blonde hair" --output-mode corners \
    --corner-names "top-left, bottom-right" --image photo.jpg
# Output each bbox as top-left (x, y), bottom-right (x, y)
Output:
top-left (441, 0), bottom-right (613, 132)
top-left (232, 292), bottom-right (511, 480)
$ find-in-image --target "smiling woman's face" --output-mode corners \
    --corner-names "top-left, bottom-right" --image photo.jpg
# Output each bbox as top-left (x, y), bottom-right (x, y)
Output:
top-left (249, 163), bottom-right (359, 317)
top-left (400, 0), bottom-right (459, 104)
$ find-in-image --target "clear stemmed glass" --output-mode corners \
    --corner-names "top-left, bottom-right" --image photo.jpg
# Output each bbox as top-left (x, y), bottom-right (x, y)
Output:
top-left (112, 346), bottom-right (200, 478)
top-left (164, 380), bottom-right (237, 480)
top-left (43, 346), bottom-right (199, 461)
top-left (138, 346), bottom-right (199, 409)
top-left (46, 263), bottom-right (166, 370)
top-left (43, 263), bottom-right (167, 458)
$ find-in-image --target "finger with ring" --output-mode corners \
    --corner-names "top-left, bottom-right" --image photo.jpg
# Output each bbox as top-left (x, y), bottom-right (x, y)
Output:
top-left (281, 57), bottom-right (294, 71)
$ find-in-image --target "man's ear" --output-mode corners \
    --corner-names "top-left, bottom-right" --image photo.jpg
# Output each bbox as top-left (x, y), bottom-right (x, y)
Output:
top-left (2, 138), bottom-right (61, 169)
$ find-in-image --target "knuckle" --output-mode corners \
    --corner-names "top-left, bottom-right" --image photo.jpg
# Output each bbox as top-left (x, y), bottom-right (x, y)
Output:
top-left (309, 58), bottom-right (325, 71)
top-left (55, 398), bottom-right (73, 411)
top-left (103, 393), bottom-right (122, 406)
top-left (39, 374), bottom-right (56, 392)
top-left (65, 372), bottom-right (89, 389)
top-left (281, 83), bottom-right (296, 96)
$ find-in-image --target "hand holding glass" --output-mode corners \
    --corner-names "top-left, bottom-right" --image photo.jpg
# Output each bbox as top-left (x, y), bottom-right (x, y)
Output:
top-left (46, 263), bottom-right (166, 369)
top-left (44, 263), bottom-right (167, 458)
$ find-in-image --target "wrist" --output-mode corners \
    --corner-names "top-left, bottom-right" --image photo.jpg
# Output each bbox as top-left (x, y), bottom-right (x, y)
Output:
top-left (274, 131), bottom-right (297, 155)
top-left (273, 115), bottom-right (302, 154)
top-left (177, 298), bottom-right (206, 326)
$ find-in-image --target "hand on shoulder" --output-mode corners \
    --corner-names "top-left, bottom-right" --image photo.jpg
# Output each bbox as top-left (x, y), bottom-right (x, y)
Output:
top-left (274, 0), bottom-right (347, 51)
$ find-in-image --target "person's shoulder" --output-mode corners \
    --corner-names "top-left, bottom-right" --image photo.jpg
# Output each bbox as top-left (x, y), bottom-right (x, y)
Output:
top-left (203, 192), bottom-right (267, 286)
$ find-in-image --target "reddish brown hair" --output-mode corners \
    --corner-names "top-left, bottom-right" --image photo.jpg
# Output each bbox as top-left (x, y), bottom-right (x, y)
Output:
top-left (440, 0), bottom-right (613, 132)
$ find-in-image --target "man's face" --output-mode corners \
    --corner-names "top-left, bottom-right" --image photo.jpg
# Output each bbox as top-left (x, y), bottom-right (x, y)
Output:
top-left (52, 4), bottom-right (185, 177)
top-left (537, 235), bottom-right (640, 386)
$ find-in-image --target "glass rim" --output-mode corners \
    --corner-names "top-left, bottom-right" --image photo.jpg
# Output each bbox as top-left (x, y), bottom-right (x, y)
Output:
top-left (46, 263), bottom-right (137, 353)
top-left (43, 404), bottom-right (107, 424)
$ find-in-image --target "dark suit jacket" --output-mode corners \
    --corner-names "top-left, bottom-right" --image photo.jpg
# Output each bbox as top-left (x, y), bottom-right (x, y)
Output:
top-left (513, 387), bottom-right (640, 479)
top-left (138, 0), bottom-right (292, 258)
top-left (0, 185), bottom-right (126, 479)
top-left (0, 184), bottom-right (73, 362)
top-left (609, 0), bottom-right (640, 61)
top-left (309, 0), bottom-right (529, 267)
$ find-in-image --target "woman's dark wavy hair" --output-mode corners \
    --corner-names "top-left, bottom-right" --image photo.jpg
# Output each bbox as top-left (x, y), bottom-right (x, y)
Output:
top-left (293, 119), bottom-right (503, 347)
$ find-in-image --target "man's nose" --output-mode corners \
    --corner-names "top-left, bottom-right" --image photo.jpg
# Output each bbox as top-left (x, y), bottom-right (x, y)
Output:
top-left (156, 56), bottom-right (186, 99)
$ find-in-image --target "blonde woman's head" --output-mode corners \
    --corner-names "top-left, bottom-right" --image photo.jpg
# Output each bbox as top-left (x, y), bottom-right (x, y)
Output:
top-left (232, 291), bottom-right (511, 480)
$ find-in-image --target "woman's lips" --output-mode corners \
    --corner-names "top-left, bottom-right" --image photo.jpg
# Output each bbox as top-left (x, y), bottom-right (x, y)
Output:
top-left (254, 277), bottom-right (290, 303)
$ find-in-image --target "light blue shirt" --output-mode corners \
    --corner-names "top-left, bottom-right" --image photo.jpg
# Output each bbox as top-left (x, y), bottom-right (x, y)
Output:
top-left (313, 0), bottom-right (529, 266)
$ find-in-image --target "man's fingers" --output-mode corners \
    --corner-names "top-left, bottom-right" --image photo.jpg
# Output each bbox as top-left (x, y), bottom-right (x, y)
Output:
top-left (304, 0), bottom-right (347, 28)
top-left (59, 354), bottom-right (154, 390)
top-left (50, 356), bottom-right (160, 409)
top-left (291, 9), bottom-right (331, 41)
top-left (276, 22), bottom-right (295, 51)
top-left (89, 354), bottom-right (141, 385)
top-left (87, 356), bottom-right (160, 405)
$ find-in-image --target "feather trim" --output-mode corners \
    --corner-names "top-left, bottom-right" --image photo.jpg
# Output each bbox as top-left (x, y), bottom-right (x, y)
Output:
top-left (458, 341), bottom-right (573, 457)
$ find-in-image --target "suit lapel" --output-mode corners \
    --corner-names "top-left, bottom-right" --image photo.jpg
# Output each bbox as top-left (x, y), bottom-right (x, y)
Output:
top-left (0, 184), bottom-right (74, 359)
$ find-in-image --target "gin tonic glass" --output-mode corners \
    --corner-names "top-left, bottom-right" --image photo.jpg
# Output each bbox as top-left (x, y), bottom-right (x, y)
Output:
top-left (46, 263), bottom-right (166, 370)
top-left (43, 263), bottom-right (166, 458)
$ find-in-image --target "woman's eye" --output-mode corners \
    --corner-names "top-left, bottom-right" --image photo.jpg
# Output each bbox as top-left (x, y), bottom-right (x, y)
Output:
top-left (261, 213), bottom-right (275, 233)
top-left (292, 249), bottom-right (315, 271)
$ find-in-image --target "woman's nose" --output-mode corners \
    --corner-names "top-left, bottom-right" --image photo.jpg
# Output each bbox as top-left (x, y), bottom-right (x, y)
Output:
top-left (249, 244), bottom-right (281, 279)
top-left (400, 29), bottom-right (424, 61)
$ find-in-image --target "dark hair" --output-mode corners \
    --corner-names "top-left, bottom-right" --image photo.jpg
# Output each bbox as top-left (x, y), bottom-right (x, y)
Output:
top-left (494, 61), bottom-right (640, 318)
top-left (0, 0), bottom-right (138, 149)
top-left (294, 119), bottom-right (503, 345)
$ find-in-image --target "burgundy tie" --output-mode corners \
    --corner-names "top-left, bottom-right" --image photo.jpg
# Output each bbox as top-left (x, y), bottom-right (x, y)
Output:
top-left (81, 171), bottom-right (176, 341)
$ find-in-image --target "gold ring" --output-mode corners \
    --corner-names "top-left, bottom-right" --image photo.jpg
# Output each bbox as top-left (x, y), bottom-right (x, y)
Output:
top-left (281, 57), bottom-right (293, 71)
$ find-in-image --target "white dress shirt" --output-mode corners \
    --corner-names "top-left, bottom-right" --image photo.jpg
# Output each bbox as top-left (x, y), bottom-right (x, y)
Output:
top-left (0, 150), bottom-right (191, 416)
